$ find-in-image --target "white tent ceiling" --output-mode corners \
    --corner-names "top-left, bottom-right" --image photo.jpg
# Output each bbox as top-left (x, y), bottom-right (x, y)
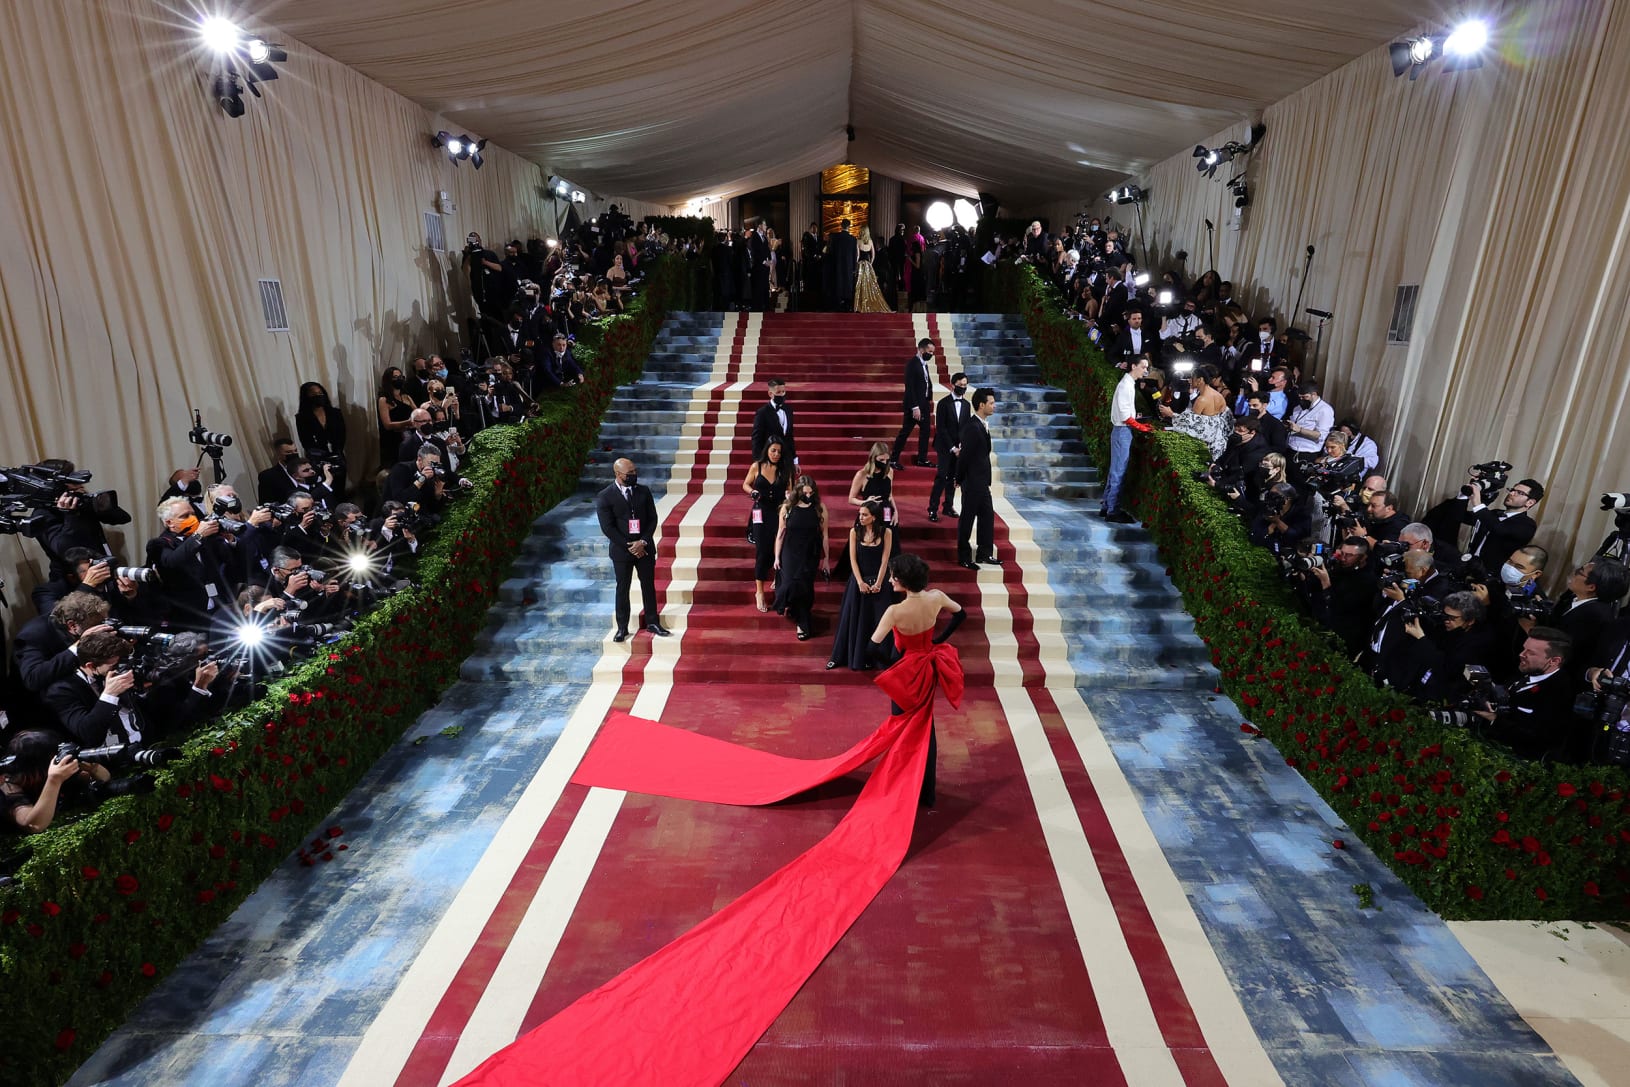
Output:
top-left (261, 0), bottom-right (1432, 207)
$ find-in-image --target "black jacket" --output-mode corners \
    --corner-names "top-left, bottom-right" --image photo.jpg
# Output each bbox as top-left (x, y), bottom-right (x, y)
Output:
top-left (257, 464), bottom-right (303, 507)
top-left (145, 530), bottom-right (239, 629)
top-left (955, 416), bottom-right (992, 490)
top-left (751, 401), bottom-right (796, 464)
top-left (1549, 597), bottom-right (1617, 679)
top-left (1462, 506), bottom-right (1536, 566)
top-left (1110, 325), bottom-right (1160, 366)
top-left (12, 616), bottom-right (77, 695)
top-left (1481, 670), bottom-right (1579, 761)
top-left (1411, 622), bottom-right (1500, 703)
top-left (43, 671), bottom-right (214, 748)
top-left (934, 394), bottom-right (970, 457)
top-left (595, 482), bottom-right (659, 560)
top-left (296, 406), bottom-right (347, 463)
top-left (902, 354), bottom-right (934, 411)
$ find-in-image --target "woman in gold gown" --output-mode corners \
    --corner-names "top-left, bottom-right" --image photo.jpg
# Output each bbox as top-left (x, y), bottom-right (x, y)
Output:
top-left (854, 225), bottom-right (892, 313)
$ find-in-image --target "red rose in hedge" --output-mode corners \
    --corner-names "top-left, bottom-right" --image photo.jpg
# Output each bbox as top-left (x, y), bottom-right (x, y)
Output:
top-left (140, 962), bottom-right (156, 977)
top-left (1466, 885), bottom-right (1484, 900)
top-left (114, 874), bottom-right (139, 896)
top-left (54, 1028), bottom-right (75, 1051)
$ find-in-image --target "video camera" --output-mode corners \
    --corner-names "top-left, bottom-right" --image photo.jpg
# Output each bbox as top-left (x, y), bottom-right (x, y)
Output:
top-left (1577, 675), bottom-right (1630, 766)
top-left (0, 741), bottom-right (182, 775)
top-left (1460, 460), bottom-right (1513, 501)
top-left (1280, 542), bottom-right (1327, 577)
top-left (1430, 664), bottom-right (1510, 727)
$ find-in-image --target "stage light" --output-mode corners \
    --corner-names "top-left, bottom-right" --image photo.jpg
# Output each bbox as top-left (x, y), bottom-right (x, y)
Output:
top-left (554, 180), bottom-right (570, 197)
top-left (925, 200), bottom-right (954, 231)
top-left (213, 73), bottom-right (245, 118)
top-left (1109, 185), bottom-right (1145, 206)
top-left (246, 38), bottom-right (270, 63)
top-left (199, 16), bottom-right (242, 53)
top-left (953, 198), bottom-right (979, 229)
top-left (433, 132), bottom-right (486, 167)
top-left (1133, 272), bottom-right (1151, 287)
top-left (234, 622), bottom-right (266, 649)
top-left (570, 190), bottom-right (586, 203)
top-left (1409, 37), bottom-right (1435, 64)
top-left (1444, 19), bottom-right (1489, 59)
top-left (1157, 289), bottom-right (1174, 306)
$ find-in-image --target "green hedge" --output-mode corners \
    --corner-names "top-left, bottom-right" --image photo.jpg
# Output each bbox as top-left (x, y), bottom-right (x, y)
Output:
top-left (993, 262), bottom-right (1630, 922)
top-left (0, 257), bottom-right (693, 1087)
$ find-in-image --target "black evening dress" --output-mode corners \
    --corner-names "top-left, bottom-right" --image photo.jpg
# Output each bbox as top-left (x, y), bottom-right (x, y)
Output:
top-left (861, 471), bottom-right (900, 542)
top-left (827, 532), bottom-right (896, 670)
top-left (749, 468), bottom-right (788, 581)
top-left (773, 502), bottom-right (822, 632)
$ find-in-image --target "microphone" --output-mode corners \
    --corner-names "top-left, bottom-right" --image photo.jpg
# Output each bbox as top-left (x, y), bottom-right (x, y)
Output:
top-left (1306, 244), bottom-right (1316, 257)
top-left (1204, 219), bottom-right (1213, 229)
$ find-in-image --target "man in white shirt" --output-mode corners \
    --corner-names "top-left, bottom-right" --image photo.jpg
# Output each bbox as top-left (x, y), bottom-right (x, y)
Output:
top-left (1285, 378), bottom-right (1335, 455)
top-left (1102, 358), bottom-right (1152, 523)
top-left (1160, 299), bottom-right (1202, 342)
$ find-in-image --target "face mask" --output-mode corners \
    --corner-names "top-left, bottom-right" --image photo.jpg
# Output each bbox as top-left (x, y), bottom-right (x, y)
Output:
top-left (1500, 562), bottom-right (1526, 587)
top-left (390, 376), bottom-right (404, 388)
top-left (955, 384), bottom-right (968, 396)
top-left (177, 515), bottom-right (200, 534)
top-left (772, 395), bottom-right (785, 407)
top-left (1260, 331), bottom-right (1273, 343)
top-left (623, 472), bottom-right (638, 487)
top-left (876, 458), bottom-right (888, 468)
top-left (433, 367), bottom-right (448, 379)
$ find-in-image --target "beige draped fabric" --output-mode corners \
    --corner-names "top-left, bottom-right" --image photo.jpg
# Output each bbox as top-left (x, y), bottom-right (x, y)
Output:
top-left (0, 0), bottom-right (656, 597)
top-left (1104, 0), bottom-right (1630, 569)
top-left (261, 0), bottom-right (1425, 207)
top-left (788, 176), bottom-right (819, 259)
top-left (868, 174), bottom-right (900, 242)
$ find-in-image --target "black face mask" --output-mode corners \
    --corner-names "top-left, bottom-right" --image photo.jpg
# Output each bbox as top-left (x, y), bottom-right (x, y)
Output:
top-left (623, 472), bottom-right (638, 487)
top-left (954, 384), bottom-right (968, 396)
top-left (389, 376), bottom-right (404, 388)
top-left (771, 395), bottom-right (785, 407)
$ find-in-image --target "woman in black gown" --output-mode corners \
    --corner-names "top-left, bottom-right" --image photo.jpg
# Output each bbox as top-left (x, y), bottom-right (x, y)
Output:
top-left (742, 438), bottom-right (788, 611)
top-left (846, 441), bottom-right (898, 541)
top-left (772, 474), bottom-right (828, 640)
top-left (827, 500), bottom-right (896, 670)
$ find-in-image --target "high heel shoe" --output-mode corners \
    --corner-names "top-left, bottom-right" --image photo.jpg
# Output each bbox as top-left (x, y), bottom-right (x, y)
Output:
top-left (825, 660), bottom-right (838, 669)
top-left (797, 628), bottom-right (811, 641)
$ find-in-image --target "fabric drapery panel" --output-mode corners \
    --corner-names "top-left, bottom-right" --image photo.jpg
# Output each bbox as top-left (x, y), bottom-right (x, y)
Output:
top-left (788, 176), bottom-right (818, 259)
top-left (0, 0), bottom-right (651, 600)
top-left (869, 174), bottom-right (900, 242)
top-left (1102, 0), bottom-right (1630, 572)
top-left (262, 0), bottom-right (1425, 207)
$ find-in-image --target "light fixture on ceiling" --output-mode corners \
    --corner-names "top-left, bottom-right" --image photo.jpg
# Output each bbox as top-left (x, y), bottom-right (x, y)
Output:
top-left (952, 198), bottom-right (979, 229)
top-left (197, 16), bottom-right (286, 117)
top-left (1390, 18), bottom-right (1491, 79)
top-left (547, 175), bottom-right (572, 198)
top-left (1193, 123), bottom-right (1267, 180)
top-left (924, 201), bottom-right (954, 231)
top-left (433, 131), bottom-right (486, 169)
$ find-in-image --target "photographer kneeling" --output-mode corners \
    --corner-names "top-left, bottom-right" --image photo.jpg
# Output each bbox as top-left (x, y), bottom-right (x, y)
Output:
top-left (1, 730), bottom-right (111, 834)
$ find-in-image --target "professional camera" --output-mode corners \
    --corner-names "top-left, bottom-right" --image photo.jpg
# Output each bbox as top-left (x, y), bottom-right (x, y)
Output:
top-left (187, 411), bottom-right (234, 450)
top-left (1574, 675), bottom-right (1630, 766)
top-left (259, 502), bottom-right (295, 522)
top-left (1430, 665), bottom-right (1510, 727)
top-left (463, 232), bottom-right (484, 255)
top-left (1459, 460), bottom-right (1513, 501)
top-left (0, 462), bottom-right (119, 518)
top-left (1298, 452), bottom-right (1364, 497)
top-left (0, 498), bottom-right (51, 537)
top-left (1281, 542), bottom-right (1327, 576)
top-left (295, 565), bottom-right (328, 584)
top-left (91, 559), bottom-right (159, 584)
top-left (1507, 593), bottom-right (1552, 621)
top-left (393, 503), bottom-right (422, 529)
top-left (0, 740), bottom-right (183, 775)
top-left (1374, 539), bottom-right (1408, 569)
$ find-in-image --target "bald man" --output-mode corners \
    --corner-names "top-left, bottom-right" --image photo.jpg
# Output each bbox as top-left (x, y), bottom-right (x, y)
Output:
top-left (595, 458), bottom-right (668, 642)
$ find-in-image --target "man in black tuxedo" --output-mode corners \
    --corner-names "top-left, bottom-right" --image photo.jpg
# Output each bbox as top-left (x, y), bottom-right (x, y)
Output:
top-left (749, 221), bottom-right (772, 312)
top-left (750, 378), bottom-right (796, 465)
top-left (1239, 316), bottom-right (1292, 373)
top-left (257, 437), bottom-right (302, 506)
top-left (824, 219), bottom-right (858, 311)
top-left (711, 232), bottom-right (738, 311)
top-left (928, 372), bottom-right (970, 522)
top-left (1537, 557), bottom-right (1628, 681)
top-left (956, 388), bottom-right (999, 569)
top-left (1470, 627), bottom-right (1580, 760)
top-left (1461, 477), bottom-right (1544, 566)
top-left (1109, 308), bottom-right (1160, 370)
top-left (890, 338), bottom-right (937, 469)
top-left (799, 223), bottom-right (823, 308)
top-left (43, 630), bottom-right (222, 748)
top-left (595, 458), bottom-right (669, 642)
top-left (537, 332), bottom-right (585, 388)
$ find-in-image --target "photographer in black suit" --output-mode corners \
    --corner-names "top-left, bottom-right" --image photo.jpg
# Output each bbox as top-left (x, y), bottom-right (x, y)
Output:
top-left (1469, 627), bottom-right (1579, 760)
top-left (956, 388), bottom-right (999, 569)
top-left (751, 378), bottom-right (796, 465)
top-left (928, 373), bottom-right (970, 522)
top-left (1462, 477), bottom-right (1544, 565)
top-left (42, 630), bottom-right (220, 749)
top-left (890, 338), bottom-right (937, 469)
top-left (595, 458), bottom-right (669, 642)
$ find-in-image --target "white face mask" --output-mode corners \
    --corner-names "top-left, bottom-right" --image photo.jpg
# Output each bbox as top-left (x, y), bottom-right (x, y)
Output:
top-left (1259, 331), bottom-right (1273, 343)
top-left (1500, 562), bottom-right (1526, 587)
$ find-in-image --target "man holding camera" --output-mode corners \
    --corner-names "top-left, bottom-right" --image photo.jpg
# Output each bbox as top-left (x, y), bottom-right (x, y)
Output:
top-left (462, 232), bottom-right (505, 320)
top-left (12, 592), bottom-right (113, 697)
top-left (1469, 627), bottom-right (1579, 760)
top-left (1534, 558), bottom-right (1629, 681)
top-left (1306, 537), bottom-right (1379, 653)
top-left (1350, 489), bottom-right (1410, 544)
top-left (384, 447), bottom-right (451, 517)
top-left (147, 497), bottom-right (239, 631)
top-left (596, 458), bottom-right (668, 642)
top-left (43, 630), bottom-right (221, 748)
top-left (1462, 477), bottom-right (1544, 566)
top-left (266, 546), bottom-right (344, 620)
top-left (38, 470), bottom-right (132, 583)
top-left (1406, 591), bottom-right (1499, 703)
top-left (369, 502), bottom-right (421, 579)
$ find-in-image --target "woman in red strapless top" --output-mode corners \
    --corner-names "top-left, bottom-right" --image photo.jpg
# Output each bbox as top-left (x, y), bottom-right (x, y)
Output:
top-left (869, 552), bottom-right (965, 807)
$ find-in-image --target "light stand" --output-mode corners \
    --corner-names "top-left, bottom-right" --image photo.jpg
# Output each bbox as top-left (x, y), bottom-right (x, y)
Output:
top-left (1305, 308), bottom-right (1332, 376)
top-left (1204, 218), bottom-right (1216, 274)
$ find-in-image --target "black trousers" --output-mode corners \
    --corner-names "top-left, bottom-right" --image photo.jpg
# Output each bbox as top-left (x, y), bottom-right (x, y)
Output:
top-left (611, 550), bottom-right (659, 631)
top-left (891, 404), bottom-right (931, 461)
top-left (957, 484), bottom-right (994, 563)
top-left (890, 700), bottom-right (937, 807)
top-left (928, 451), bottom-right (959, 514)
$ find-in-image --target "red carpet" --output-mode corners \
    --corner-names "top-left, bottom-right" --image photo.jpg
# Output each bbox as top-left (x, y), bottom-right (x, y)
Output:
top-left (391, 313), bottom-right (1236, 1086)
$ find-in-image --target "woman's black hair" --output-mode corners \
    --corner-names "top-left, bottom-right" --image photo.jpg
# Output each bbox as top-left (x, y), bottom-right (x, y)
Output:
top-left (4, 730), bottom-right (62, 781)
top-left (889, 553), bottom-right (929, 592)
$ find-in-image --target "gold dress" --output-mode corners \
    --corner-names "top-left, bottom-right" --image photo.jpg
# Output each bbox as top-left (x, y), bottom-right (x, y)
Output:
top-left (854, 248), bottom-right (892, 313)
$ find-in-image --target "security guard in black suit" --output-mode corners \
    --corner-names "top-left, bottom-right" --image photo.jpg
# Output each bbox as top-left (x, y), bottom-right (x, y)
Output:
top-left (955, 388), bottom-right (999, 569)
top-left (595, 458), bottom-right (670, 642)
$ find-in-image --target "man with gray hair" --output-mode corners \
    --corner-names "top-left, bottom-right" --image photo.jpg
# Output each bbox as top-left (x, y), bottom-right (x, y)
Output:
top-left (145, 496), bottom-right (236, 630)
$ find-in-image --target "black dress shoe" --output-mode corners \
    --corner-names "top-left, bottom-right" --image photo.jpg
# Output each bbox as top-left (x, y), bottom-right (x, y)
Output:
top-left (612, 628), bottom-right (630, 643)
top-left (888, 460), bottom-right (903, 471)
top-left (1105, 510), bottom-right (1137, 524)
top-left (942, 507), bottom-right (957, 518)
top-left (927, 510), bottom-right (939, 523)
top-left (958, 560), bottom-right (979, 571)
top-left (914, 458), bottom-right (936, 469)
top-left (978, 555), bottom-right (1005, 566)
top-left (644, 623), bottom-right (672, 636)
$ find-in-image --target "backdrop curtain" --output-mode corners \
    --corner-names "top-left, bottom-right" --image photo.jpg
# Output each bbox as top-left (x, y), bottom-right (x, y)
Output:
top-left (0, 0), bottom-right (653, 601)
top-left (1088, 0), bottom-right (1629, 570)
top-left (869, 174), bottom-right (901, 243)
top-left (788, 175), bottom-right (819, 259)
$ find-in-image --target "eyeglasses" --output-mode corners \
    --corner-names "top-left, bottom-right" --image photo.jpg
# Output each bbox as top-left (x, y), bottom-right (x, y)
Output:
top-left (1509, 489), bottom-right (1532, 499)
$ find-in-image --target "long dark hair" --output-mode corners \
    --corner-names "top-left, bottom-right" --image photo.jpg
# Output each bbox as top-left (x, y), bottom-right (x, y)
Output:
top-left (856, 499), bottom-right (886, 543)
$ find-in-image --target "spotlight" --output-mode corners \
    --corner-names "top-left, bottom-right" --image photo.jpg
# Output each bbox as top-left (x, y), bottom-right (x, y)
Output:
top-left (433, 132), bottom-right (486, 167)
top-left (213, 73), bottom-right (245, 118)
top-left (953, 198), bottom-right (979, 229)
top-left (570, 190), bottom-right (586, 203)
top-left (199, 16), bottom-right (242, 53)
top-left (245, 38), bottom-right (283, 64)
top-left (924, 200), bottom-right (954, 231)
top-left (1133, 272), bottom-right (1151, 287)
top-left (1109, 185), bottom-right (1145, 206)
top-left (1443, 19), bottom-right (1489, 59)
top-left (235, 623), bottom-right (266, 649)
